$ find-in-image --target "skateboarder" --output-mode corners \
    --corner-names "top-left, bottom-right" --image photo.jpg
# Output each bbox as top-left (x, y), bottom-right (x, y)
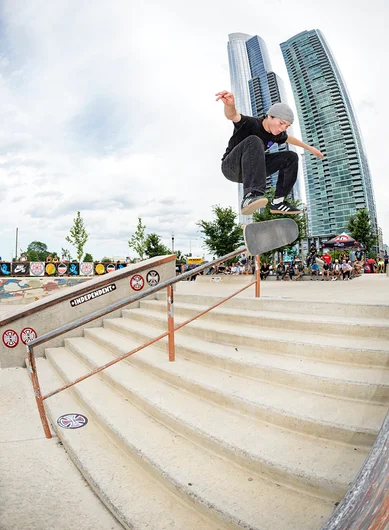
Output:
top-left (216, 90), bottom-right (324, 215)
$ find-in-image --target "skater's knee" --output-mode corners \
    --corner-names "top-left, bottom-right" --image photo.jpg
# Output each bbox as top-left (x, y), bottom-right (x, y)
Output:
top-left (245, 135), bottom-right (264, 150)
top-left (287, 151), bottom-right (299, 163)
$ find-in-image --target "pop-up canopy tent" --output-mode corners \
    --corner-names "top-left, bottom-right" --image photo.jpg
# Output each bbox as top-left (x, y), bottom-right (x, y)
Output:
top-left (323, 232), bottom-right (363, 249)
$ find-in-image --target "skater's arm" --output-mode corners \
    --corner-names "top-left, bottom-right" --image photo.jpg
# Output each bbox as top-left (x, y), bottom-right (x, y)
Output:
top-left (215, 90), bottom-right (241, 122)
top-left (286, 135), bottom-right (324, 159)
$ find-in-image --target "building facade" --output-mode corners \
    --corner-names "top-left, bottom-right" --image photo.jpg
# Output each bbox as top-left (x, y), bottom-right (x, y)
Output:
top-left (226, 33), bottom-right (299, 223)
top-left (280, 29), bottom-right (377, 238)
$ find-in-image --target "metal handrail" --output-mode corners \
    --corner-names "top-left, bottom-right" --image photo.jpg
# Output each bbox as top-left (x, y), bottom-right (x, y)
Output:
top-left (27, 246), bottom-right (261, 439)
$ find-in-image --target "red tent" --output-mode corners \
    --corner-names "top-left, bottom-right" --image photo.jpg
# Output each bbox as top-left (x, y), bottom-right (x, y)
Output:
top-left (324, 232), bottom-right (361, 249)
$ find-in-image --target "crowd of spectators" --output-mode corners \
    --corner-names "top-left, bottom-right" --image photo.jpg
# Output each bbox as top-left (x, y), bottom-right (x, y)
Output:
top-left (180, 247), bottom-right (388, 282)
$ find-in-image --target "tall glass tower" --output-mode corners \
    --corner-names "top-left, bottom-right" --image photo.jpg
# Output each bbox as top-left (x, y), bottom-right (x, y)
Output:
top-left (227, 33), bottom-right (299, 223)
top-left (280, 29), bottom-right (377, 237)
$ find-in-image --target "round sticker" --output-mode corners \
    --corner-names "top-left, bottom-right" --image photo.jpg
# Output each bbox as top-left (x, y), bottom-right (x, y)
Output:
top-left (2, 329), bottom-right (19, 348)
top-left (95, 263), bottom-right (105, 275)
top-left (130, 274), bottom-right (144, 291)
top-left (30, 262), bottom-right (45, 276)
top-left (80, 262), bottom-right (93, 276)
top-left (45, 263), bottom-right (56, 276)
top-left (106, 264), bottom-right (116, 273)
top-left (57, 413), bottom-right (88, 429)
top-left (146, 270), bottom-right (160, 287)
top-left (57, 263), bottom-right (68, 275)
top-left (20, 327), bottom-right (38, 345)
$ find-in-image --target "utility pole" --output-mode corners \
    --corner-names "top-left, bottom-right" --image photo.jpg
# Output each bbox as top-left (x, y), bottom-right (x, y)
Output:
top-left (15, 227), bottom-right (19, 261)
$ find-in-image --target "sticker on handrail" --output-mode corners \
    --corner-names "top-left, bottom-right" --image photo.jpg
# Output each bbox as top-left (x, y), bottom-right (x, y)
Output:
top-left (70, 283), bottom-right (117, 307)
top-left (57, 413), bottom-right (88, 429)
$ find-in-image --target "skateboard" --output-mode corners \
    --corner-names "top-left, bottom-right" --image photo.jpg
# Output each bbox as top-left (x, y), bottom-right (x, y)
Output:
top-left (244, 219), bottom-right (299, 255)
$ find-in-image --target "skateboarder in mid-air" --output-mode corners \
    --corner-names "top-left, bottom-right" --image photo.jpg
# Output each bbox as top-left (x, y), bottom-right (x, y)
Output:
top-left (216, 90), bottom-right (324, 216)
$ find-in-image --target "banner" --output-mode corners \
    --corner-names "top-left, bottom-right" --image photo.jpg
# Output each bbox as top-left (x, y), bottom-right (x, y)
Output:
top-left (30, 262), bottom-right (45, 277)
top-left (12, 262), bottom-right (30, 276)
top-left (0, 262), bottom-right (12, 276)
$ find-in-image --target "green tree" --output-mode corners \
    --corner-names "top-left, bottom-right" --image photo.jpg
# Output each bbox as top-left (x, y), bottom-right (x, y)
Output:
top-left (175, 250), bottom-right (187, 265)
top-left (197, 205), bottom-right (243, 257)
top-left (61, 247), bottom-right (72, 261)
top-left (66, 211), bottom-right (89, 262)
top-left (128, 217), bottom-right (147, 260)
top-left (83, 252), bottom-right (94, 262)
top-left (101, 257), bottom-right (112, 262)
top-left (26, 241), bottom-right (49, 262)
top-left (145, 233), bottom-right (170, 258)
top-left (347, 208), bottom-right (378, 252)
top-left (252, 188), bottom-right (308, 260)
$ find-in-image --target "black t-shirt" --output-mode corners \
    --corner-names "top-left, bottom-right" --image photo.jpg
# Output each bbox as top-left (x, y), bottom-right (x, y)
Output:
top-left (222, 115), bottom-right (288, 160)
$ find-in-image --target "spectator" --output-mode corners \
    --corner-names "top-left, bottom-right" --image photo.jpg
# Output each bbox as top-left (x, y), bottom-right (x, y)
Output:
top-left (322, 251), bottom-right (331, 265)
top-left (307, 244), bottom-right (317, 267)
top-left (322, 261), bottom-right (332, 281)
top-left (276, 260), bottom-right (286, 281)
top-left (354, 259), bottom-right (362, 277)
top-left (310, 260), bottom-right (320, 280)
top-left (46, 254), bottom-right (53, 263)
top-left (349, 249), bottom-right (356, 267)
top-left (295, 261), bottom-right (305, 281)
top-left (384, 251), bottom-right (388, 273)
top-left (377, 256), bottom-right (385, 273)
top-left (20, 253), bottom-right (27, 262)
top-left (341, 260), bottom-right (352, 280)
top-left (288, 261), bottom-right (295, 281)
top-left (260, 262), bottom-right (270, 280)
top-left (332, 259), bottom-right (341, 281)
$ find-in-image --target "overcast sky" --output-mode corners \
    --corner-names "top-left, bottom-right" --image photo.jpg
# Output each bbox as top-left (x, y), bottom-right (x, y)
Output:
top-left (0, 0), bottom-right (387, 261)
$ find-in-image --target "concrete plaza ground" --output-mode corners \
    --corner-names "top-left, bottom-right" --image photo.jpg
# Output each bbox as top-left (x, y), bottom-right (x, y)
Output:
top-left (0, 273), bottom-right (387, 529)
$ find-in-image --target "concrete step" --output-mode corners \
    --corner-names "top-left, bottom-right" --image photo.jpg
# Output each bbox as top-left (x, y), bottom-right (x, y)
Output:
top-left (160, 292), bottom-right (389, 320)
top-left (64, 335), bottom-right (368, 500)
top-left (43, 348), bottom-right (335, 530)
top-left (86, 324), bottom-right (387, 447)
top-left (34, 357), bottom-right (218, 530)
top-left (142, 299), bottom-right (389, 340)
top-left (122, 307), bottom-right (389, 368)
top-left (103, 314), bottom-right (389, 404)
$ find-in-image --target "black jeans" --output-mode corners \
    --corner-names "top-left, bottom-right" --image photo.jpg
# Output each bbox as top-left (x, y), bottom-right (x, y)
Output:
top-left (221, 135), bottom-right (299, 198)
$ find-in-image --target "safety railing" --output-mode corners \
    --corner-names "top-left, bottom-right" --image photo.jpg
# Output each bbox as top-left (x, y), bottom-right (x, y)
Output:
top-left (26, 247), bottom-right (261, 439)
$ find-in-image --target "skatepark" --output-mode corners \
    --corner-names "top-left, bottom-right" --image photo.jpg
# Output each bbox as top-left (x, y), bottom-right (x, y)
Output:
top-left (1, 256), bottom-right (388, 530)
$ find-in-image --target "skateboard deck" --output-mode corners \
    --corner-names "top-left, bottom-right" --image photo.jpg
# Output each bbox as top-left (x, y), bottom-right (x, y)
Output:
top-left (244, 219), bottom-right (299, 255)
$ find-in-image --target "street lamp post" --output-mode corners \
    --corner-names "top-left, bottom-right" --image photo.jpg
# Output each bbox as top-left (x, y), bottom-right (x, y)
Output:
top-left (171, 232), bottom-right (175, 253)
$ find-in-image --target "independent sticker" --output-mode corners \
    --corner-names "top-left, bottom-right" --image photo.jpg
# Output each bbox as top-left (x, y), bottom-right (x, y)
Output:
top-left (2, 330), bottom-right (19, 348)
top-left (146, 270), bottom-right (160, 287)
top-left (57, 413), bottom-right (88, 429)
top-left (130, 274), bottom-right (144, 291)
top-left (20, 327), bottom-right (38, 344)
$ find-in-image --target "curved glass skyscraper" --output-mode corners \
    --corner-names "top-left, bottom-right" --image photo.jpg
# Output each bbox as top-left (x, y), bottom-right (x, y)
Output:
top-left (227, 33), bottom-right (299, 222)
top-left (280, 30), bottom-right (377, 237)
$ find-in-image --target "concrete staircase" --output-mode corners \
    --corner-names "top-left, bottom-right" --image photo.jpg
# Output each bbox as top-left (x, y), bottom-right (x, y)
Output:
top-left (36, 292), bottom-right (389, 530)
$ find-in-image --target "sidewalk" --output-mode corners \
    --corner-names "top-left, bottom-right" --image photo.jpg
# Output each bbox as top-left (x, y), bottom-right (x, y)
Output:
top-left (0, 367), bottom-right (123, 530)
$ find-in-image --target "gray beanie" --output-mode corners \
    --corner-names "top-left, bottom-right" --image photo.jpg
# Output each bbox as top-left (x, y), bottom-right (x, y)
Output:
top-left (267, 103), bottom-right (294, 124)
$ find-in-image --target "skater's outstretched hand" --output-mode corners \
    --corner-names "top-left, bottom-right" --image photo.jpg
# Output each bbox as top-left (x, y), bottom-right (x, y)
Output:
top-left (216, 90), bottom-right (241, 122)
top-left (215, 90), bottom-right (235, 106)
top-left (309, 147), bottom-right (324, 159)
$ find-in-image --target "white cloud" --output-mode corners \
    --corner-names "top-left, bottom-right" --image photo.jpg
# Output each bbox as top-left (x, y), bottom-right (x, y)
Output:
top-left (0, 0), bottom-right (387, 261)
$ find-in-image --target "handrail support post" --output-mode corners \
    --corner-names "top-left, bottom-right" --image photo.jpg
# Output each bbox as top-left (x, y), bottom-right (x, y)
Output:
top-left (167, 285), bottom-right (175, 361)
top-left (27, 344), bottom-right (52, 439)
top-left (255, 255), bottom-right (261, 298)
